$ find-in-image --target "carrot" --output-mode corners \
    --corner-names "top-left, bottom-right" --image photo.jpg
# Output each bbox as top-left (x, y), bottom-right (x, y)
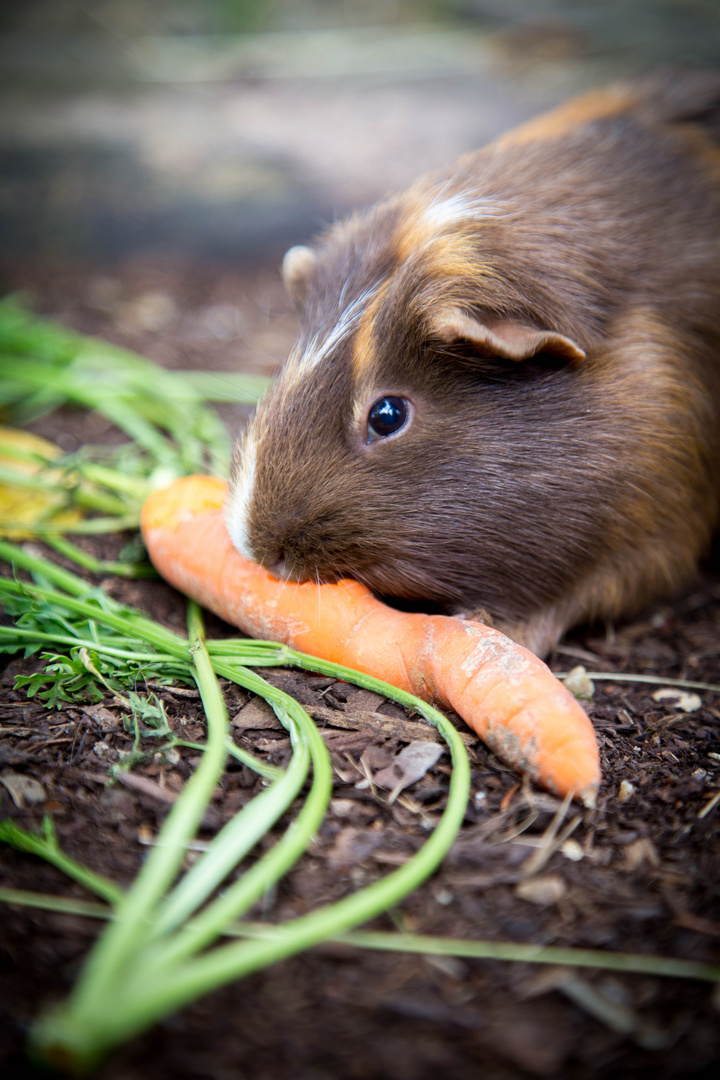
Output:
top-left (141, 475), bottom-right (601, 805)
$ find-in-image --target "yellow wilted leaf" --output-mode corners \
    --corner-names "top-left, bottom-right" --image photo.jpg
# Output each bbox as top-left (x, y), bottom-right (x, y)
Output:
top-left (0, 425), bottom-right (83, 538)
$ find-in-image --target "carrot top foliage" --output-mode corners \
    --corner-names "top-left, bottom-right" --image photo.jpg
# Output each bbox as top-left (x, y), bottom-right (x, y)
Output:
top-left (0, 300), bottom-right (471, 1071)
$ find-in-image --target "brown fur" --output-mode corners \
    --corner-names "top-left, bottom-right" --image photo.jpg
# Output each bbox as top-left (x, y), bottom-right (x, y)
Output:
top-left (228, 71), bottom-right (720, 657)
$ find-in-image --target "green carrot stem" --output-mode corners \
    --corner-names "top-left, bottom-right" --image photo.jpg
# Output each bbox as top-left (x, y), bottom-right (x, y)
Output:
top-left (0, 887), bottom-right (114, 919)
top-left (178, 371), bottom-right (268, 403)
top-left (4, 890), bottom-right (720, 986)
top-left (0, 625), bottom-right (180, 663)
top-left (148, 705), bottom-right (313, 940)
top-left (334, 929), bottom-right (720, 981)
top-left (43, 535), bottom-right (157, 578)
top-left (144, 688), bottom-right (332, 961)
top-left (0, 819), bottom-right (123, 906)
top-left (177, 738), bottom-right (283, 781)
top-left (0, 575), bottom-right (187, 657)
top-left (31, 708), bottom-right (468, 1062)
top-left (0, 358), bottom-right (178, 462)
top-left (0, 515), bottom-right (143, 536)
top-left (72, 462), bottom-right (153, 500)
top-left (65, 603), bottom-right (229, 1013)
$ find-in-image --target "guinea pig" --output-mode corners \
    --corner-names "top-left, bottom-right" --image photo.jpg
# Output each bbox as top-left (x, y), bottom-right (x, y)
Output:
top-left (226, 71), bottom-right (720, 658)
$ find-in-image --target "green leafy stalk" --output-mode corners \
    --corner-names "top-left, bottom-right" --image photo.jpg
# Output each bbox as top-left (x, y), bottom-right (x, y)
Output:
top-left (0, 818), bottom-right (122, 906)
top-left (119, 707), bottom-right (468, 1026)
top-left (1, 528), bottom-right (470, 1073)
top-left (43, 535), bottom-right (157, 579)
top-left (145, 668), bottom-right (333, 948)
top-left (28, 689), bottom-right (467, 1069)
top-left (3, 890), bottom-right (719, 986)
top-left (0, 463), bottom-right (130, 516)
top-left (53, 603), bottom-right (230, 1012)
top-left (336, 929), bottom-right (720, 982)
top-left (0, 296), bottom-right (268, 479)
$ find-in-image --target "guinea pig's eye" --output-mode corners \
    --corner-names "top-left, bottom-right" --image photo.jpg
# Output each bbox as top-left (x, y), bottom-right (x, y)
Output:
top-left (366, 396), bottom-right (409, 443)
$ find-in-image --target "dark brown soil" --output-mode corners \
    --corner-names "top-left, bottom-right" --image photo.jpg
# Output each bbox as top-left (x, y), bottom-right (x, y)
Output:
top-left (1, 260), bottom-right (719, 1080)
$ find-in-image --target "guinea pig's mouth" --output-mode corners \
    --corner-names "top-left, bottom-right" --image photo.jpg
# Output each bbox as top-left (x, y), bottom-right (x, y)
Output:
top-left (261, 553), bottom-right (343, 586)
top-left (256, 543), bottom-right (471, 616)
top-left (263, 555), bottom-right (449, 615)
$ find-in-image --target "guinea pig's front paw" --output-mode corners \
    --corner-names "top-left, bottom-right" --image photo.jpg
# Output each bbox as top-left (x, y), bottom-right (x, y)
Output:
top-left (454, 605), bottom-right (569, 660)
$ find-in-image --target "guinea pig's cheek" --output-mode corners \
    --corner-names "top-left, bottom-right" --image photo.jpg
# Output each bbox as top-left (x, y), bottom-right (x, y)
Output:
top-left (226, 426), bottom-right (268, 562)
top-left (225, 474), bottom-right (257, 564)
top-left (225, 499), bottom-right (253, 563)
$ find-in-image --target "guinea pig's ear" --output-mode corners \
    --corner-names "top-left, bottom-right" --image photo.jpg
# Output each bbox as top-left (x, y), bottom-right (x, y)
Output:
top-left (282, 245), bottom-right (318, 309)
top-left (430, 306), bottom-right (586, 364)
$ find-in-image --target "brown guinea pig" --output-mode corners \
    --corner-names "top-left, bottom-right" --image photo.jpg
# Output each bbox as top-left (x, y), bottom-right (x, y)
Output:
top-left (227, 71), bottom-right (720, 658)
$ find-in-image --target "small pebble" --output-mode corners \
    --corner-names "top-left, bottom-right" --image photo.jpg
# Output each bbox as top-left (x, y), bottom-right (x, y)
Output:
top-left (515, 875), bottom-right (567, 906)
top-left (563, 665), bottom-right (595, 700)
top-left (618, 779), bottom-right (635, 802)
top-left (561, 838), bottom-right (584, 862)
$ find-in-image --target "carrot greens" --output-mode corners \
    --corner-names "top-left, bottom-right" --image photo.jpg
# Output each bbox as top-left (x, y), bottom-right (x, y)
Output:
top-left (0, 296), bottom-right (268, 541)
top-left (0, 539), bottom-right (470, 1072)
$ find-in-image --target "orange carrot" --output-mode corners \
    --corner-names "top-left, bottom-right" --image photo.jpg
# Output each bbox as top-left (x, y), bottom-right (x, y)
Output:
top-left (141, 475), bottom-right (601, 805)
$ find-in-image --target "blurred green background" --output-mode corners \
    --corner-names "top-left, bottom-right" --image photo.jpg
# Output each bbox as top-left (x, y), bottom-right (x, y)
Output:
top-left (1, 1), bottom-right (719, 262)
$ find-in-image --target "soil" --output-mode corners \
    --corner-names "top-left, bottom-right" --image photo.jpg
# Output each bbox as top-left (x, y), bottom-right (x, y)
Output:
top-left (1, 259), bottom-right (719, 1080)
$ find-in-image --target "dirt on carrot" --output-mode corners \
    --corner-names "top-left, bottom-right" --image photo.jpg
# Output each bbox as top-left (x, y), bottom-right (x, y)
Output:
top-left (140, 474), bottom-right (601, 805)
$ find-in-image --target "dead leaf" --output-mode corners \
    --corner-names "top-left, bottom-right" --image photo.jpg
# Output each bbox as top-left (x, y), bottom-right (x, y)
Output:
top-left (360, 744), bottom-right (394, 772)
top-left (0, 769), bottom-right (47, 807)
top-left (326, 826), bottom-right (384, 869)
top-left (371, 741), bottom-right (444, 803)
top-left (0, 426), bottom-right (83, 538)
top-left (231, 699), bottom-right (282, 729)
top-left (82, 704), bottom-right (122, 731)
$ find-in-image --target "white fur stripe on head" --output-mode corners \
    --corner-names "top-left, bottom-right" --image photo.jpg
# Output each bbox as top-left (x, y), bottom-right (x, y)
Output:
top-left (291, 286), bottom-right (379, 375)
top-left (422, 192), bottom-right (506, 232)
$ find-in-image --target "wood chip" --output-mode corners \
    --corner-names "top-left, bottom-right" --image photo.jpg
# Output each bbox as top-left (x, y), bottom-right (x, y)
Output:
top-left (116, 770), bottom-right (178, 805)
top-left (618, 779), bottom-right (635, 802)
top-left (308, 704), bottom-right (473, 745)
top-left (563, 665), bottom-right (595, 699)
top-left (81, 704), bottom-right (122, 731)
top-left (622, 837), bottom-right (660, 871)
top-left (0, 769), bottom-right (47, 807)
top-left (231, 699), bottom-right (281, 730)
